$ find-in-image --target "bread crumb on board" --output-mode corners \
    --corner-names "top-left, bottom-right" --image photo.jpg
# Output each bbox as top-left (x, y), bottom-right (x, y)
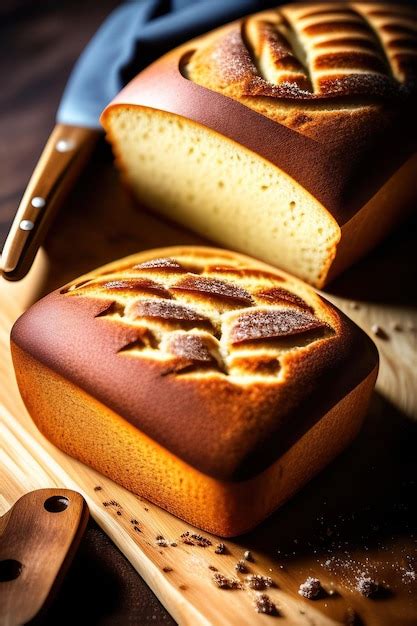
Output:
top-left (355, 576), bottom-right (380, 597)
top-left (245, 574), bottom-right (274, 590)
top-left (181, 532), bottom-right (212, 547)
top-left (215, 542), bottom-right (227, 554)
top-left (254, 593), bottom-right (279, 615)
top-left (212, 573), bottom-right (242, 589)
top-left (235, 559), bottom-right (248, 573)
top-left (298, 577), bottom-right (323, 599)
top-left (371, 324), bottom-right (388, 339)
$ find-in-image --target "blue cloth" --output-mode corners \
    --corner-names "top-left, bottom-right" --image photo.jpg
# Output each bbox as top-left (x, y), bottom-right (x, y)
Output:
top-left (57, 0), bottom-right (279, 129)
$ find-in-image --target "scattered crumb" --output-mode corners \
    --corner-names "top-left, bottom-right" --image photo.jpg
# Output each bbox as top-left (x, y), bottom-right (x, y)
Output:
top-left (102, 500), bottom-right (122, 513)
top-left (402, 568), bottom-right (416, 584)
top-left (244, 550), bottom-right (253, 562)
top-left (156, 535), bottom-right (169, 547)
top-left (181, 532), bottom-right (212, 547)
top-left (212, 573), bottom-right (242, 589)
top-left (163, 566), bottom-right (173, 573)
top-left (170, 542), bottom-right (177, 547)
top-left (245, 574), bottom-right (274, 590)
top-left (131, 519), bottom-right (139, 525)
top-left (215, 542), bottom-right (227, 554)
top-left (209, 565), bottom-right (218, 572)
top-left (254, 593), bottom-right (279, 616)
top-left (144, 507), bottom-right (149, 511)
top-left (235, 560), bottom-right (248, 573)
top-left (133, 526), bottom-right (142, 533)
top-left (298, 577), bottom-right (322, 599)
top-left (371, 324), bottom-right (388, 339)
top-left (179, 584), bottom-right (187, 591)
top-left (94, 486), bottom-right (102, 492)
top-left (355, 576), bottom-right (379, 597)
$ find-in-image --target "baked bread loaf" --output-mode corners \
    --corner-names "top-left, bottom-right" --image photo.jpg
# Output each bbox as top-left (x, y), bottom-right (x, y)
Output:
top-left (101, 2), bottom-right (417, 287)
top-left (11, 246), bottom-right (378, 536)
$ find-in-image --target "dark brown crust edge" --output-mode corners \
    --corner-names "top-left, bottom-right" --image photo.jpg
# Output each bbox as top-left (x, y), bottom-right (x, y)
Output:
top-left (101, 44), bottom-right (417, 227)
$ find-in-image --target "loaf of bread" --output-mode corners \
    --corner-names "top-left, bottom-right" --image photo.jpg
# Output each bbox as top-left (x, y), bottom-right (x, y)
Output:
top-left (101, 2), bottom-right (417, 288)
top-left (11, 247), bottom-right (378, 536)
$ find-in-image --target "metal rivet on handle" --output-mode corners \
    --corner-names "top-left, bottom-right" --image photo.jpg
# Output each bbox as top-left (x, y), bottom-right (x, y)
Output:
top-left (31, 196), bottom-right (46, 209)
top-left (19, 220), bottom-right (35, 231)
top-left (56, 139), bottom-right (75, 153)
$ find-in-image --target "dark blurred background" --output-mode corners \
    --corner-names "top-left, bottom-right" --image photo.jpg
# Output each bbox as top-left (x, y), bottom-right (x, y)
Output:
top-left (0, 1), bottom-right (119, 249)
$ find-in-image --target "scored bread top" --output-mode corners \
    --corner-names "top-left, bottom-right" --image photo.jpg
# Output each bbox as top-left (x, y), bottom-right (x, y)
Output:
top-left (63, 250), bottom-right (337, 380)
top-left (11, 247), bottom-right (378, 480)
top-left (187, 2), bottom-right (417, 101)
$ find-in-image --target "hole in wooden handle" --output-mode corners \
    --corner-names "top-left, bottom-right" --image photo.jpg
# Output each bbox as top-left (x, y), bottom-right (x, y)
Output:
top-left (0, 559), bottom-right (23, 582)
top-left (44, 496), bottom-right (69, 513)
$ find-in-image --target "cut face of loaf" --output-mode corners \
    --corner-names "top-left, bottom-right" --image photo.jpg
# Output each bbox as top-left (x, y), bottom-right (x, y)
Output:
top-left (101, 1), bottom-right (417, 287)
top-left (11, 247), bottom-right (378, 536)
top-left (107, 107), bottom-right (340, 287)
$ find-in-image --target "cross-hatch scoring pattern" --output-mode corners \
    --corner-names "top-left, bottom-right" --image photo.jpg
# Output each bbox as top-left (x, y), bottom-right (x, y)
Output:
top-left (188, 2), bottom-right (417, 99)
top-left (64, 253), bottom-right (334, 380)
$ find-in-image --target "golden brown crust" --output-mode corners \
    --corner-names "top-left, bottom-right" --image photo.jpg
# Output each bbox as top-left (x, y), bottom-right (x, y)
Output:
top-left (12, 342), bottom-right (377, 536)
top-left (188, 2), bottom-right (417, 101)
top-left (11, 246), bottom-right (378, 482)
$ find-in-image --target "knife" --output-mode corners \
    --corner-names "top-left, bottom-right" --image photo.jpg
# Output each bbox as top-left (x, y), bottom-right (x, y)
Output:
top-left (0, 1), bottom-right (160, 282)
top-left (1, 0), bottom-right (273, 281)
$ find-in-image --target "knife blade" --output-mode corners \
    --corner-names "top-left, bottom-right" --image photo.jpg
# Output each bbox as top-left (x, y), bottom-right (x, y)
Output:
top-left (1, 0), bottom-right (272, 281)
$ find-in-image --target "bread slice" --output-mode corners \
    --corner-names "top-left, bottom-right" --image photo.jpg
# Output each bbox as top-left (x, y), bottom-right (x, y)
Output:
top-left (101, 2), bottom-right (417, 287)
top-left (11, 246), bottom-right (378, 536)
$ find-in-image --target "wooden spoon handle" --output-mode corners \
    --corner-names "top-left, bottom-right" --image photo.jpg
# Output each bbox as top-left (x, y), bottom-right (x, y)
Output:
top-left (0, 488), bottom-right (89, 626)
top-left (1, 124), bottom-right (99, 281)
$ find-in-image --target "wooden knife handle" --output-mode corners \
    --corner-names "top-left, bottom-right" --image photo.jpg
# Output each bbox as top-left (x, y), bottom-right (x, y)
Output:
top-left (0, 488), bottom-right (89, 626)
top-left (1, 124), bottom-right (99, 281)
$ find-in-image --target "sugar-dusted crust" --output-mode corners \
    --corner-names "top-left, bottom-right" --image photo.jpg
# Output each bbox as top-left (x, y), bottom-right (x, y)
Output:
top-left (189, 3), bottom-right (417, 101)
top-left (11, 246), bottom-right (378, 483)
top-left (101, 2), bottom-right (417, 227)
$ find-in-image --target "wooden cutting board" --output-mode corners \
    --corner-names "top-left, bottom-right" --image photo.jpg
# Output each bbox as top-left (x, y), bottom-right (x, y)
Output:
top-left (1, 152), bottom-right (417, 625)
